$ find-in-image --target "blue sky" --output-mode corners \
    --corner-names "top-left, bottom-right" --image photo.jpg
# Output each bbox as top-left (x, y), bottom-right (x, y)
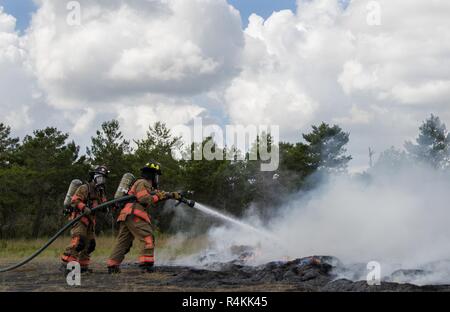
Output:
top-left (0, 0), bottom-right (36, 32)
top-left (1, 0), bottom-right (297, 32)
top-left (229, 0), bottom-right (297, 26)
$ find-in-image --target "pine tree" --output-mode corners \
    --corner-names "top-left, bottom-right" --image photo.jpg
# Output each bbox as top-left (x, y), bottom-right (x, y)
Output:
top-left (373, 146), bottom-right (409, 172)
top-left (303, 122), bottom-right (352, 172)
top-left (0, 123), bottom-right (19, 168)
top-left (405, 114), bottom-right (450, 169)
top-left (134, 122), bottom-right (183, 190)
top-left (86, 120), bottom-right (131, 190)
top-left (87, 120), bottom-right (131, 165)
top-left (13, 127), bottom-right (84, 237)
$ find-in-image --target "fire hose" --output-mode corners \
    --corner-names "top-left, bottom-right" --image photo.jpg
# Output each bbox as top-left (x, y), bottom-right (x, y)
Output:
top-left (0, 195), bottom-right (195, 273)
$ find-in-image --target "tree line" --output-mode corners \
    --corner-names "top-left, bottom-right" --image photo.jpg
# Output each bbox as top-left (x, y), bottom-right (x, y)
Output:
top-left (0, 114), bottom-right (449, 238)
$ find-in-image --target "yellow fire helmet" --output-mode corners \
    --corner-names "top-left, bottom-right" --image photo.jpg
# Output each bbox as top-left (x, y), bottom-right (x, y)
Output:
top-left (142, 160), bottom-right (162, 175)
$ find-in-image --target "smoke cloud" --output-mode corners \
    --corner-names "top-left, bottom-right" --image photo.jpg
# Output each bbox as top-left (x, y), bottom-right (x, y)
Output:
top-left (169, 163), bottom-right (450, 285)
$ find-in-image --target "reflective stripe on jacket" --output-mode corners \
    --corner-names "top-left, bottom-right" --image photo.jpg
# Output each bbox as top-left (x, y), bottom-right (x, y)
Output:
top-left (69, 182), bottom-right (106, 226)
top-left (117, 178), bottom-right (159, 223)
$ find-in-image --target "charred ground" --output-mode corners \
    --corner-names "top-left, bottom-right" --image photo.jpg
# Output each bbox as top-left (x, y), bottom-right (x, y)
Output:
top-left (1, 256), bottom-right (450, 292)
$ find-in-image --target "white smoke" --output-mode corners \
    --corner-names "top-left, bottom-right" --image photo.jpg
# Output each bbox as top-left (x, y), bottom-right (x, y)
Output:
top-left (178, 163), bottom-right (450, 285)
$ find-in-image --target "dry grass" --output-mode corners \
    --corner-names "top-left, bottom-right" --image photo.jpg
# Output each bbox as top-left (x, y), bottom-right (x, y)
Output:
top-left (0, 234), bottom-right (209, 261)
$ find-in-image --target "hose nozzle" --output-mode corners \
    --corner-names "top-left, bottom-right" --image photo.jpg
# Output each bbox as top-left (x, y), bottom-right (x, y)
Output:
top-left (179, 198), bottom-right (195, 208)
top-left (180, 190), bottom-right (194, 197)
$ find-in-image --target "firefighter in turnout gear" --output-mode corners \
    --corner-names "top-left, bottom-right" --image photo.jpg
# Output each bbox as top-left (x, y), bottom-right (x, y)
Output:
top-left (107, 161), bottom-right (181, 274)
top-left (61, 165), bottom-right (109, 273)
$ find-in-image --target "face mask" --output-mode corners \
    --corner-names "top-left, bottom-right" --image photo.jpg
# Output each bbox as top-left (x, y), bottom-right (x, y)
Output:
top-left (152, 175), bottom-right (159, 189)
top-left (94, 174), bottom-right (106, 188)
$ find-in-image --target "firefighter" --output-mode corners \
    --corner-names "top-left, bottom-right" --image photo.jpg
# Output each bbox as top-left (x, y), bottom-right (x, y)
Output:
top-left (107, 160), bottom-right (180, 274)
top-left (61, 165), bottom-right (109, 273)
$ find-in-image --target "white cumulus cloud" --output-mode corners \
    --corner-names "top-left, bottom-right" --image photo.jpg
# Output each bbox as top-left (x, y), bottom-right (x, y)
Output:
top-left (26, 0), bottom-right (243, 108)
top-left (221, 0), bottom-right (450, 168)
top-left (13, 0), bottom-right (244, 144)
top-left (1, 0), bottom-right (450, 170)
top-left (0, 7), bottom-right (36, 131)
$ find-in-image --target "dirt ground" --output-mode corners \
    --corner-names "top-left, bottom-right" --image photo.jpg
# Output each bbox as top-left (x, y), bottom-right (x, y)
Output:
top-left (2, 256), bottom-right (450, 292)
top-left (0, 259), bottom-right (300, 292)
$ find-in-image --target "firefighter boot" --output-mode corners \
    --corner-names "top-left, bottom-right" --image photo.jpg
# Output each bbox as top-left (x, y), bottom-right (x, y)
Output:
top-left (60, 263), bottom-right (72, 276)
top-left (139, 263), bottom-right (155, 273)
top-left (108, 266), bottom-right (121, 274)
top-left (81, 267), bottom-right (93, 274)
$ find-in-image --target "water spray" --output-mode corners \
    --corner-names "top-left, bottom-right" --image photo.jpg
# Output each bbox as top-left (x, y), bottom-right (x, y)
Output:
top-left (169, 191), bottom-right (291, 262)
top-left (192, 202), bottom-right (274, 239)
top-left (183, 201), bottom-right (292, 258)
top-left (176, 192), bottom-right (269, 236)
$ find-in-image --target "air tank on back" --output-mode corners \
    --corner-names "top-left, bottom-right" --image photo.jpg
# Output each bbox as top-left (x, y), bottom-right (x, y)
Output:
top-left (115, 173), bottom-right (136, 199)
top-left (64, 179), bottom-right (83, 208)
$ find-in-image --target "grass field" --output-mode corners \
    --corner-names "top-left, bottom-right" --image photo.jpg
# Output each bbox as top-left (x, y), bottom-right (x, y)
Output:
top-left (0, 234), bottom-right (209, 261)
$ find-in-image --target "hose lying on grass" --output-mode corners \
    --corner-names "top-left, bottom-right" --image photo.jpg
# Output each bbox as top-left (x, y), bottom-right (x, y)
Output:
top-left (0, 195), bottom-right (136, 273)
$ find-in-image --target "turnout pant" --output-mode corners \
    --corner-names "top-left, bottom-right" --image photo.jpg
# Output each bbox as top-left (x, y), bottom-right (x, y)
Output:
top-left (107, 215), bottom-right (155, 267)
top-left (61, 221), bottom-right (96, 268)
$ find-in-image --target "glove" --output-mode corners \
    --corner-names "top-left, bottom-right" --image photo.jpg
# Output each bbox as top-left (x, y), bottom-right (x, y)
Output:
top-left (155, 191), bottom-right (182, 201)
top-left (83, 207), bottom-right (92, 215)
top-left (170, 192), bottom-right (182, 200)
top-left (155, 191), bottom-right (167, 201)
